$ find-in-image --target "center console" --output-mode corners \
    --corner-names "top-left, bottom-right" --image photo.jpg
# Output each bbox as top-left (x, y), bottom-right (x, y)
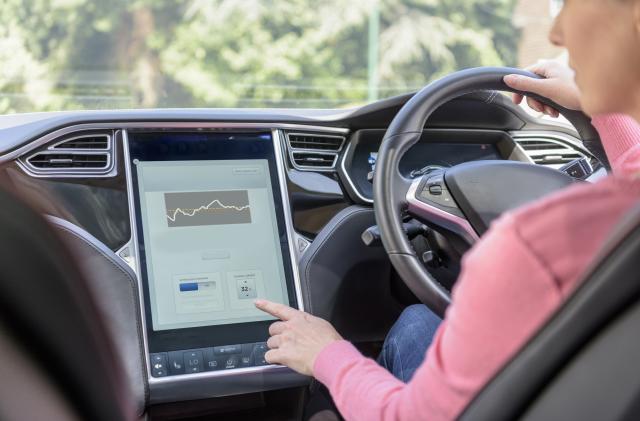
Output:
top-left (124, 127), bottom-right (307, 402)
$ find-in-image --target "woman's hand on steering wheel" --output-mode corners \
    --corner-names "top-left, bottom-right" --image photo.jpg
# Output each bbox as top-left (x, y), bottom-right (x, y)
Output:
top-left (504, 60), bottom-right (583, 118)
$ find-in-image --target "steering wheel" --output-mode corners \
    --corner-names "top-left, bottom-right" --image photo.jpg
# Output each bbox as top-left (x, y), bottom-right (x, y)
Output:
top-left (373, 67), bottom-right (608, 318)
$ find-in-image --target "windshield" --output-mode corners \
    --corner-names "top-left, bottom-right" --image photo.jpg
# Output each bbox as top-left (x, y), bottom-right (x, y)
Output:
top-left (1, 0), bottom-right (564, 113)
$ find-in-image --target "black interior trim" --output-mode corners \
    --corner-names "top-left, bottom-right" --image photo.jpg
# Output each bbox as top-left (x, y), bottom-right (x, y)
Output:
top-left (299, 205), bottom-right (400, 343)
top-left (521, 299), bottom-right (640, 420)
top-left (47, 215), bottom-right (149, 416)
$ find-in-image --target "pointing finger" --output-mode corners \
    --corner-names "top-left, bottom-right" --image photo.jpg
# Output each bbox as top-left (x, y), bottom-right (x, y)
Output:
top-left (255, 299), bottom-right (299, 321)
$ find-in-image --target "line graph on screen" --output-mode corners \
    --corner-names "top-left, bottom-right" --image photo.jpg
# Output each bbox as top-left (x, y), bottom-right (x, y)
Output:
top-left (164, 190), bottom-right (252, 227)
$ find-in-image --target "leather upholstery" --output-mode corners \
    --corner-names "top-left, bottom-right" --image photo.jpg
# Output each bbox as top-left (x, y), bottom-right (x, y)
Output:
top-left (299, 206), bottom-right (400, 343)
top-left (0, 322), bottom-right (81, 421)
top-left (0, 190), bottom-right (136, 421)
top-left (48, 216), bottom-right (148, 416)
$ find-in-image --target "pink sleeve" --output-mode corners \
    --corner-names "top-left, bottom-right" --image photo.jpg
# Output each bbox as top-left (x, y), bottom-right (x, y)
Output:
top-left (313, 215), bottom-right (561, 421)
top-left (591, 114), bottom-right (640, 177)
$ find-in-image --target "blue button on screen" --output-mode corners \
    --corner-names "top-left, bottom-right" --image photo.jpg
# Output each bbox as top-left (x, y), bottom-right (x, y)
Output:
top-left (179, 282), bottom-right (199, 292)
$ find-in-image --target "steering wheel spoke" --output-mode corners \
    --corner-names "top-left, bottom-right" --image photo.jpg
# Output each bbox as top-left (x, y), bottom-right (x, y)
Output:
top-left (406, 173), bottom-right (479, 244)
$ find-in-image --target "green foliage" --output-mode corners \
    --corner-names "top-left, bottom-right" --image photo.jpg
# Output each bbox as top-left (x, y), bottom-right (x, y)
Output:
top-left (0, 0), bottom-right (519, 113)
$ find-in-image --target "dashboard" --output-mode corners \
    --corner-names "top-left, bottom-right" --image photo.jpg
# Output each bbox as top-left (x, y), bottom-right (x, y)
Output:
top-left (0, 92), bottom-right (597, 412)
top-left (340, 129), bottom-right (520, 203)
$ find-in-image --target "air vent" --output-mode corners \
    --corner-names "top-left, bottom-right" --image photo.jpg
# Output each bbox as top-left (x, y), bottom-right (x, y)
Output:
top-left (515, 136), bottom-right (588, 169)
top-left (27, 153), bottom-right (109, 169)
top-left (287, 133), bottom-right (344, 151)
top-left (515, 139), bottom-right (565, 151)
top-left (291, 151), bottom-right (337, 168)
top-left (285, 131), bottom-right (346, 171)
top-left (19, 131), bottom-right (116, 177)
top-left (530, 152), bottom-right (584, 166)
top-left (53, 134), bottom-right (109, 150)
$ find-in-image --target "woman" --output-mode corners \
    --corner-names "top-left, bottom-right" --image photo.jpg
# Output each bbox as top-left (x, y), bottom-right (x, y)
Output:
top-left (255, 1), bottom-right (640, 419)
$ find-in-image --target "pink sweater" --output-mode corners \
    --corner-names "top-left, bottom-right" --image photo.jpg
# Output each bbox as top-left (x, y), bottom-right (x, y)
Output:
top-left (313, 114), bottom-right (640, 421)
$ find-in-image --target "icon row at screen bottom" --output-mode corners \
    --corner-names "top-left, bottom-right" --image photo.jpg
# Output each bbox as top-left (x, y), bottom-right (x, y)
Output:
top-left (150, 342), bottom-right (268, 377)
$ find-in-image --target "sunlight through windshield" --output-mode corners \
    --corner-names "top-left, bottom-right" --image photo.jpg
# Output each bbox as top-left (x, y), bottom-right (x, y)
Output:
top-left (0, 0), bottom-right (564, 113)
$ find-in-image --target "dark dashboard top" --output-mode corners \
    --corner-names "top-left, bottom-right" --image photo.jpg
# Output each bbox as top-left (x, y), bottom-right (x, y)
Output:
top-left (0, 91), bottom-right (577, 160)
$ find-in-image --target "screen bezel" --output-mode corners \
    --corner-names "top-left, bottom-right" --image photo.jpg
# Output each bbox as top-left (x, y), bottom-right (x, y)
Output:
top-left (127, 130), bottom-right (299, 353)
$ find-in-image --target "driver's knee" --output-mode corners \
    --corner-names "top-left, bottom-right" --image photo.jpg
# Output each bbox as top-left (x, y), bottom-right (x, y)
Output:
top-left (389, 304), bottom-right (441, 341)
top-left (379, 305), bottom-right (442, 381)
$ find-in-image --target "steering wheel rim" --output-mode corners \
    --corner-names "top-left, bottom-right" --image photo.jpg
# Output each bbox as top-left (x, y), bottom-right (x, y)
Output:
top-left (373, 67), bottom-right (605, 318)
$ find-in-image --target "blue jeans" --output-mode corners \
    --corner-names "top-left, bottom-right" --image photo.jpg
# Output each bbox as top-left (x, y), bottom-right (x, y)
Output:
top-left (377, 304), bottom-right (442, 383)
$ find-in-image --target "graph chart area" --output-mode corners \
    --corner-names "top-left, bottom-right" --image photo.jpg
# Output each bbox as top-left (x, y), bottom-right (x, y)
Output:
top-left (164, 190), bottom-right (252, 228)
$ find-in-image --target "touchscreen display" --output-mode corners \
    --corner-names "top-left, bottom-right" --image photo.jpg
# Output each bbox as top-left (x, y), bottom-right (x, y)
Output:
top-left (135, 159), bottom-right (288, 331)
top-left (127, 131), bottom-right (297, 351)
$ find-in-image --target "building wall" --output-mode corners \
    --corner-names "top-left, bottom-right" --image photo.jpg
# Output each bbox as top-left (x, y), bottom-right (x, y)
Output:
top-left (513, 0), bottom-right (565, 67)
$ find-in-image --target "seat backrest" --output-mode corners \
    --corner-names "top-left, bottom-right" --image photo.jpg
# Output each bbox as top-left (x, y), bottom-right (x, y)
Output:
top-left (461, 204), bottom-right (640, 420)
top-left (0, 190), bottom-right (135, 421)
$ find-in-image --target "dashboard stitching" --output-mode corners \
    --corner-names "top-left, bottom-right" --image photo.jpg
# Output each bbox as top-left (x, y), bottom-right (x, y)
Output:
top-left (484, 91), bottom-right (499, 105)
top-left (302, 206), bottom-right (371, 314)
top-left (53, 224), bottom-right (149, 412)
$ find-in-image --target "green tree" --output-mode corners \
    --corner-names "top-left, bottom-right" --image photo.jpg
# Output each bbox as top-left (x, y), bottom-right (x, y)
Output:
top-left (0, 0), bottom-right (519, 113)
